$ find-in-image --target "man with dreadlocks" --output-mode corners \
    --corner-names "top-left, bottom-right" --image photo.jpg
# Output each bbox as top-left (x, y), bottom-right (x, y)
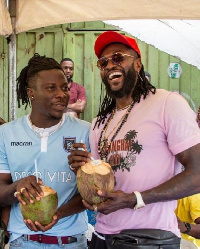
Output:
top-left (68, 31), bottom-right (200, 249)
top-left (0, 53), bottom-right (90, 248)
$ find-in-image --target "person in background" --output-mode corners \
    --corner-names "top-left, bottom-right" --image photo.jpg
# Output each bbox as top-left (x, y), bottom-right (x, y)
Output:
top-left (60, 58), bottom-right (87, 118)
top-left (68, 31), bottom-right (200, 249)
top-left (144, 71), bottom-right (151, 83)
top-left (0, 53), bottom-right (90, 249)
top-left (175, 109), bottom-right (200, 249)
top-left (175, 194), bottom-right (200, 249)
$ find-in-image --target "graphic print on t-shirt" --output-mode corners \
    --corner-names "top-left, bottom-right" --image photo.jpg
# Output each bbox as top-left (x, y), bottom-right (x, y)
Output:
top-left (107, 130), bottom-right (143, 172)
top-left (63, 137), bottom-right (76, 152)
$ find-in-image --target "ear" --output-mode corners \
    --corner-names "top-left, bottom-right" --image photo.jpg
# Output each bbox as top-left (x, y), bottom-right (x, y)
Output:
top-left (27, 88), bottom-right (35, 100)
top-left (134, 58), bottom-right (142, 72)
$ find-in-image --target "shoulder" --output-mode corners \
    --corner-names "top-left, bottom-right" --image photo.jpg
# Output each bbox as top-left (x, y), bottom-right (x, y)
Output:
top-left (0, 116), bottom-right (26, 132)
top-left (64, 114), bottom-right (91, 129)
top-left (155, 89), bottom-right (188, 102)
top-left (72, 81), bottom-right (85, 90)
top-left (146, 89), bottom-right (190, 111)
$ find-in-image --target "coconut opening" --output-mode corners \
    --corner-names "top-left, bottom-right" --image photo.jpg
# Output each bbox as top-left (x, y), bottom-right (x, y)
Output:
top-left (81, 160), bottom-right (111, 175)
top-left (40, 185), bottom-right (56, 197)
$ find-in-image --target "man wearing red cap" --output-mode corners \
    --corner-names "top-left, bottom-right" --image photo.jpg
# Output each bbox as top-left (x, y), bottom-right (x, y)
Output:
top-left (68, 31), bottom-right (200, 249)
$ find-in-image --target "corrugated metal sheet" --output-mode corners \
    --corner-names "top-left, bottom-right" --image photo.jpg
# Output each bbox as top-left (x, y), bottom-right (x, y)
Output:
top-left (0, 21), bottom-right (199, 122)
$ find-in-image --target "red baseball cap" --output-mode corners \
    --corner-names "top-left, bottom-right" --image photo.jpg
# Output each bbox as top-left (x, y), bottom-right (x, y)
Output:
top-left (94, 31), bottom-right (141, 59)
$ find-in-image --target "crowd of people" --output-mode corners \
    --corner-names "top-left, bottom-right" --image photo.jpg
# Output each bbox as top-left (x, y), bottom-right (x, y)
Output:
top-left (0, 31), bottom-right (200, 249)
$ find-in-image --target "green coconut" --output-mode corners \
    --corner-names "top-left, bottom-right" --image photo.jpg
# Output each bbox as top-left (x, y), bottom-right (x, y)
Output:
top-left (77, 160), bottom-right (115, 205)
top-left (20, 185), bottom-right (58, 225)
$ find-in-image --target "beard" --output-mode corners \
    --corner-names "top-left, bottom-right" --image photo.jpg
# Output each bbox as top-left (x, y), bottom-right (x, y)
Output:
top-left (66, 75), bottom-right (73, 82)
top-left (102, 66), bottom-right (137, 99)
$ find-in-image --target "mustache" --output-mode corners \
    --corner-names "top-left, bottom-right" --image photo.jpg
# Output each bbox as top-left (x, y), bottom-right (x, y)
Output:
top-left (102, 66), bottom-right (137, 99)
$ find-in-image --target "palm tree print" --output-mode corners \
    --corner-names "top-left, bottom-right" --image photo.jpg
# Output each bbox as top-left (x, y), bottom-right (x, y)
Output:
top-left (111, 130), bottom-right (143, 172)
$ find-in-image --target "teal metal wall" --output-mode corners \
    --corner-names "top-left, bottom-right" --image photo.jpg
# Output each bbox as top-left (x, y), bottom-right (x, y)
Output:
top-left (0, 21), bottom-right (199, 122)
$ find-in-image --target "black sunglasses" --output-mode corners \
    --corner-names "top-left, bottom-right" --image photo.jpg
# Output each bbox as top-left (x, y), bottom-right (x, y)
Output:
top-left (97, 52), bottom-right (135, 70)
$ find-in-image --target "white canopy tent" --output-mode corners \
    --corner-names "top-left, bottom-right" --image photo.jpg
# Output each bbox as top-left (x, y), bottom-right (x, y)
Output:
top-left (1, 0), bottom-right (200, 36)
top-left (0, 0), bottom-right (12, 36)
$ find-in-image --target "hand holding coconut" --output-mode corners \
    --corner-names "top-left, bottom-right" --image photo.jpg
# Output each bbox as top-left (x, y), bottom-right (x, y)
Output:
top-left (68, 143), bottom-right (136, 214)
top-left (83, 189), bottom-right (136, 215)
top-left (14, 175), bottom-right (44, 205)
top-left (14, 175), bottom-right (59, 232)
top-left (68, 142), bottom-right (92, 173)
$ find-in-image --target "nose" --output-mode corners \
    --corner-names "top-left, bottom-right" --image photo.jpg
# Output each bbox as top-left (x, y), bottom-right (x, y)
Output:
top-left (55, 88), bottom-right (69, 98)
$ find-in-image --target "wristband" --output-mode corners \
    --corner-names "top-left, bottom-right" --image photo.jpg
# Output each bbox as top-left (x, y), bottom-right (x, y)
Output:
top-left (133, 191), bottom-right (145, 210)
top-left (182, 222), bottom-right (191, 234)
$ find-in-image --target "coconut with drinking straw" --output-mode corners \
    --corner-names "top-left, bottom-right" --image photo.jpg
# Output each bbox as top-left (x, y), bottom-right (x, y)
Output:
top-left (20, 159), bottom-right (58, 225)
top-left (76, 141), bottom-right (115, 205)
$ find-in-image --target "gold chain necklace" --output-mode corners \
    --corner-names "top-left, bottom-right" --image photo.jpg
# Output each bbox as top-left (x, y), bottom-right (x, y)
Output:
top-left (28, 115), bottom-right (63, 138)
top-left (98, 101), bottom-right (135, 161)
top-left (103, 110), bottom-right (128, 141)
top-left (116, 101), bottom-right (134, 111)
top-left (103, 101), bottom-right (134, 141)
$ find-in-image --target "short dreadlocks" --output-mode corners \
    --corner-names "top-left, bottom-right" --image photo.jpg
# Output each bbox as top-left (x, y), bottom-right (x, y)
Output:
top-left (16, 53), bottom-right (63, 109)
top-left (94, 64), bottom-right (156, 128)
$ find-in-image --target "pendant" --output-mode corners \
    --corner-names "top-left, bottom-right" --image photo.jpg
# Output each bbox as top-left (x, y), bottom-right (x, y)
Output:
top-left (100, 138), bottom-right (109, 160)
top-left (100, 138), bottom-right (108, 150)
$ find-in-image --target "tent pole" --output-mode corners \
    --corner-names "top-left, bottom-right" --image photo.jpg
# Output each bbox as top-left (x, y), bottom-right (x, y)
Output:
top-left (8, 0), bottom-right (16, 121)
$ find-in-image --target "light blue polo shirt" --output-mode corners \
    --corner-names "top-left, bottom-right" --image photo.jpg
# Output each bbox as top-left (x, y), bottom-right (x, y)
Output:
top-left (0, 114), bottom-right (91, 242)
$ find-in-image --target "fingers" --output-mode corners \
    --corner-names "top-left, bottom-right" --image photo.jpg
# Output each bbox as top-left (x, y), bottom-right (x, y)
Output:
top-left (24, 217), bottom-right (58, 232)
top-left (72, 142), bottom-right (88, 151)
top-left (82, 200), bottom-right (94, 210)
top-left (68, 143), bottom-right (91, 170)
top-left (14, 175), bottom-right (43, 205)
top-left (93, 205), bottom-right (98, 212)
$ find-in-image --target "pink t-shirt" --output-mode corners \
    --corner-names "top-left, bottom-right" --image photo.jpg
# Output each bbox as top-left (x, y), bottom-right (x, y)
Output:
top-left (89, 89), bottom-right (200, 236)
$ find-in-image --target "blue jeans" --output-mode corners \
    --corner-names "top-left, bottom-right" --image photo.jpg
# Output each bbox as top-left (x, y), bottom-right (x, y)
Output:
top-left (9, 233), bottom-right (87, 249)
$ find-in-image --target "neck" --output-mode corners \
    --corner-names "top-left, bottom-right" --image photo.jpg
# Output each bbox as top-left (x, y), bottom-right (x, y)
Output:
top-left (115, 96), bottom-right (134, 111)
top-left (29, 114), bottom-right (63, 128)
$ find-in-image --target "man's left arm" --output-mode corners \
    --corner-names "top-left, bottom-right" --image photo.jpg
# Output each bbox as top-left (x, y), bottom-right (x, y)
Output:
top-left (141, 144), bottom-right (200, 205)
top-left (91, 144), bottom-right (200, 215)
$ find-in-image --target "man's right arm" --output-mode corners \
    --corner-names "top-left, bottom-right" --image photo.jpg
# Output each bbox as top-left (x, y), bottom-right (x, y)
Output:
top-left (0, 173), bottom-right (18, 206)
top-left (0, 173), bottom-right (43, 207)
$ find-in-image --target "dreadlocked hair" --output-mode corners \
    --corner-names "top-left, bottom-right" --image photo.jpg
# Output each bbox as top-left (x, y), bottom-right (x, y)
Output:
top-left (16, 53), bottom-right (62, 109)
top-left (94, 64), bottom-right (156, 128)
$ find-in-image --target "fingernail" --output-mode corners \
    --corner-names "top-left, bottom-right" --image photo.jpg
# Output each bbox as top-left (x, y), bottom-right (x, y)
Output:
top-left (98, 190), bottom-right (103, 195)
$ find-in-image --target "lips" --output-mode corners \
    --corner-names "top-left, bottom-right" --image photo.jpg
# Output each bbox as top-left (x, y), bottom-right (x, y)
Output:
top-left (108, 71), bottom-right (123, 80)
top-left (54, 102), bottom-right (67, 111)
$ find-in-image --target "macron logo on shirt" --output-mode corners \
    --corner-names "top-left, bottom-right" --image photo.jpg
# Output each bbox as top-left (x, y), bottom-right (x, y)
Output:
top-left (11, 142), bottom-right (32, 146)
